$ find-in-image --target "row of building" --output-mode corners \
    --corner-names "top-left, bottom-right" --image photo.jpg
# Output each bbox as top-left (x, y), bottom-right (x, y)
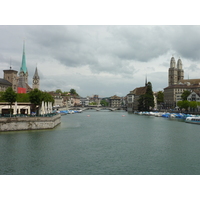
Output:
top-left (1, 42), bottom-right (200, 112)
top-left (126, 56), bottom-right (200, 112)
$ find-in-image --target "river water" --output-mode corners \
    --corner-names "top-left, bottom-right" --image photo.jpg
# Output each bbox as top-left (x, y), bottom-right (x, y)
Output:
top-left (0, 110), bottom-right (200, 175)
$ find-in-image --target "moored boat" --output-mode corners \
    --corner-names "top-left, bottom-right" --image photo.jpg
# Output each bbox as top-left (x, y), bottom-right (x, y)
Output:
top-left (185, 117), bottom-right (200, 124)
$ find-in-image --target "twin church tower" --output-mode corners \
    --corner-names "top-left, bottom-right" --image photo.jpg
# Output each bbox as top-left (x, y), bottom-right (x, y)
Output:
top-left (168, 57), bottom-right (184, 86)
top-left (3, 42), bottom-right (40, 93)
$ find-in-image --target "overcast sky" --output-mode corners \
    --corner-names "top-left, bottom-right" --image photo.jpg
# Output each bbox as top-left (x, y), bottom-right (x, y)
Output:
top-left (1, 25), bottom-right (200, 97)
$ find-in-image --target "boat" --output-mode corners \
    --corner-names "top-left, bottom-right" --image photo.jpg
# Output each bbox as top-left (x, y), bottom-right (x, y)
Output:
top-left (185, 117), bottom-right (200, 124)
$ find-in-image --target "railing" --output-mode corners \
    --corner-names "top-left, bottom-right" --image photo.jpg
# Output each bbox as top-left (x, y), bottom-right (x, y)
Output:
top-left (0, 113), bottom-right (58, 118)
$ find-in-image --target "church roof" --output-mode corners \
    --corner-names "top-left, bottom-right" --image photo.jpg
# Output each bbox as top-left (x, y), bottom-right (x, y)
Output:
top-left (20, 42), bottom-right (28, 74)
top-left (180, 79), bottom-right (200, 85)
top-left (164, 84), bottom-right (200, 90)
top-left (0, 78), bottom-right (12, 86)
top-left (128, 86), bottom-right (147, 96)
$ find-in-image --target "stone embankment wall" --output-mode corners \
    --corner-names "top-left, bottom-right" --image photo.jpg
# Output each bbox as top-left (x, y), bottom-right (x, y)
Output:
top-left (0, 114), bottom-right (61, 132)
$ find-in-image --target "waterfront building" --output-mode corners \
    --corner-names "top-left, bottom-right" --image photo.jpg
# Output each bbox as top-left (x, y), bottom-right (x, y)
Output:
top-left (48, 92), bottom-right (63, 107)
top-left (70, 95), bottom-right (81, 107)
top-left (79, 97), bottom-right (90, 107)
top-left (127, 86), bottom-right (147, 112)
top-left (164, 57), bottom-right (200, 108)
top-left (0, 102), bottom-right (32, 115)
top-left (89, 95), bottom-right (101, 105)
top-left (109, 95), bottom-right (122, 108)
top-left (187, 91), bottom-right (200, 102)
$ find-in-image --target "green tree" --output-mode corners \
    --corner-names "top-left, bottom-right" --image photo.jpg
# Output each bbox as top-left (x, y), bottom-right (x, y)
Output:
top-left (28, 89), bottom-right (43, 115)
top-left (2, 87), bottom-right (17, 116)
top-left (156, 91), bottom-right (164, 104)
top-left (55, 89), bottom-right (62, 94)
top-left (181, 90), bottom-right (191, 101)
top-left (145, 82), bottom-right (155, 110)
top-left (0, 92), bottom-right (6, 102)
top-left (177, 100), bottom-right (190, 111)
top-left (41, 92), bottom-right (54, 105)
top-left (100, 99), bottom-right (109, 107)
top-left (189, 101), bottom-right (198, 112)
top-left (17, 93), bottom-right (30, 102)
top-left (138, 82), bottom-right (155, 111)
top-left (138, 94), bottom-right (145, 111)
top-left (70, 89), bottom-right (78, 96)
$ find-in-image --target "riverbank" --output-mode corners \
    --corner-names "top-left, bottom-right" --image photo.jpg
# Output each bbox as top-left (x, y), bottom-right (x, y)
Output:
top-left (0, 113), bottom-right (61, 132)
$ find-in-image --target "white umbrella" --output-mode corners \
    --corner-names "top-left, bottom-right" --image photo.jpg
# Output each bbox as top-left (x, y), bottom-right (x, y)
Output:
top-left (41, 101), bottom-right (45, 115)
top-left (28, 106), bottom-right (30, 115)
top-left (47, 102), bottom-right (50, 114)
top-left (44, 102), bottom-right (48, 114)
top-left (13, 102), bottom-right (17, 115)
top-left (49, 102), bottom-right (53, 113)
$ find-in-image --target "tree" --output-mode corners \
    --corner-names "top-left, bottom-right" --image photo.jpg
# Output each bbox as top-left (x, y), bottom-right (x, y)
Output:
top-left (0, 92), bottom-right (6, 102)
top-left (189, 101), bottom-right (198, 112)
top-left (55, 89), bottom-right (62, 94)
top-left (2, 87), bottom-right (17, 116)
top-left (181, 90), bottom-right (191, 101)
top-left (100, 99), bottom-right (109, 107)
top-left (156, 91), bottom-right (164, 104)
top-left (28, 89), bottom-right (43, 115)
top-left (41, 92), bottom-right (54, 105)
top-left (138, 82), bottom-right (154, 111)
top-left (145, 82), bottom-right (155, 110)
top-left (17, 93), bottom-right (30, 102)
top-left (70, 89), bottom-right (78, 95)
top-left (177, 100), bottom-right (190, 111)
top-left (138, 94), bottom-right (145, 111)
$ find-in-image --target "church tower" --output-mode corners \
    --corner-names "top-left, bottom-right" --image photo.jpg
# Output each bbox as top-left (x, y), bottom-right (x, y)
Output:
top-left (177, 58), bottom-right (184, 83)
top-left (18, 41), bottom-right (28, 93)
top-left (168, 57), bottom-right (178, 86)
top-left (32, 67), bottom-right (40, 90)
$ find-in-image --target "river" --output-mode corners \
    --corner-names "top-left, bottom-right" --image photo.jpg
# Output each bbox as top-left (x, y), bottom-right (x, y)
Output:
top-left (0, 110), bottom-right (200, 175)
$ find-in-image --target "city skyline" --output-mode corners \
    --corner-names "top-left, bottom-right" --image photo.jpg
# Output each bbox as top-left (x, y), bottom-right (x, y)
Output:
top-left (1, 26), bottom-right (200, 97)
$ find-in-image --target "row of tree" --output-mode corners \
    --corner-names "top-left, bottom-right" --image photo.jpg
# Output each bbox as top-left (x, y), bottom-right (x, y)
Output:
top-left (1, 87), bottom-right (54, 116)
top-left (55, 89), bottom-right (78, 96)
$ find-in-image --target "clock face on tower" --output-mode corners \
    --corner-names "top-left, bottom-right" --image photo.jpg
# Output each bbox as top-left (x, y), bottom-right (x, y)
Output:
top-left (33, 79), bottom-right (38, 84)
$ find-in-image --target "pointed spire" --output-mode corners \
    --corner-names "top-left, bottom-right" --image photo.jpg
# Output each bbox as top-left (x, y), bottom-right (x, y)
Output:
top-left (20, 40), bottom-right (28, 74)
top-left (145, 75), bottom-right (148, 86)
top-left (10, 58), bottom-right (12, 70)
top-left (33, 66), bottom-right (40, 79)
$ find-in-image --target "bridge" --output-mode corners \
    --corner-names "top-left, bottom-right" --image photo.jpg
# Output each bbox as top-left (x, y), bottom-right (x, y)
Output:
top-left (57, 106), bottom-right (124, 112)
top-left (81, 107), bottom-right (119, 111)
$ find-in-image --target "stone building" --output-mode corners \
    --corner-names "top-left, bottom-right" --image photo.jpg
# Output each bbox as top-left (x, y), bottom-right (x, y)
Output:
top-left (109, 95), bottom-right (122, 108)
top-left (127, 86), bottom-right (147, 112)
top-left (164, 57), bottom-right (200, 108)
top-left (0, 78), bottom-right (12, 92)
top-left (0, 42), bottom-right (40, 93)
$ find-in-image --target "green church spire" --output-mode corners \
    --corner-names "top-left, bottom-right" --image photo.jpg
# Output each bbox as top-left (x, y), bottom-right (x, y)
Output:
top-left (20, 41), bottom-right (28, 74)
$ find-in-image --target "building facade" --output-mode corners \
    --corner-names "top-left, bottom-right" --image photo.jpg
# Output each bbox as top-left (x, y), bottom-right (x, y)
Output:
top-left (127, 86), bottom-right (147, 112)
top-left (164, 57), bottom-right (200, 108)
top-left (109, 95), bottom-right (122, 108)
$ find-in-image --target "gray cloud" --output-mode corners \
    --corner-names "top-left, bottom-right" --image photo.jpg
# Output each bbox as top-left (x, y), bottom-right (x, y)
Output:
top-left (185, 64), bottom-right (200, 72)
top-left (1, 25), bottom-right (200, 96)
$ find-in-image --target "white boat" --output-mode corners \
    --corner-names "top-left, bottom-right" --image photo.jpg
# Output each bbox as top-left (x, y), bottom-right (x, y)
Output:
top-left (185, 117), bottom-right (200, 124)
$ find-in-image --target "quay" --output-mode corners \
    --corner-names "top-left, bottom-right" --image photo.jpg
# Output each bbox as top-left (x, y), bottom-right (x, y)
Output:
top-left (0, 114), bottom-right (61, 132)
